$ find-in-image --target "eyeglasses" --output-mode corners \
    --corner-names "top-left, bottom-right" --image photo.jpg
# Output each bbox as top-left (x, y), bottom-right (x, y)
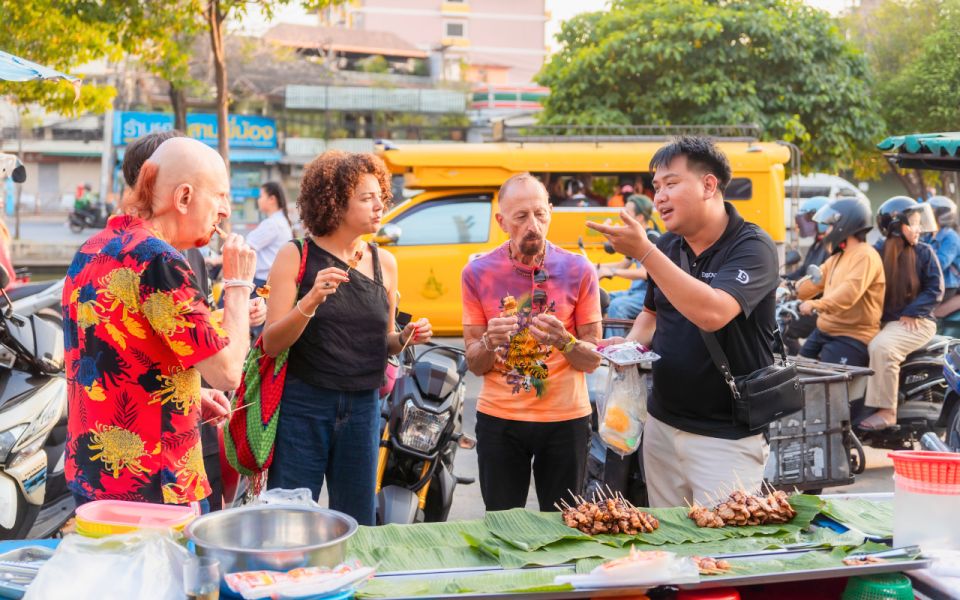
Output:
top-left (532, 267), bottom-right (549, 312)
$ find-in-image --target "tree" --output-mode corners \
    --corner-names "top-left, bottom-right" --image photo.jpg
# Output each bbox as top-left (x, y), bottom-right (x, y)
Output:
top-left (536, 0), bottom-right (884, 175)
top-left (849, 0), bottom-right (960, 198)
top-left (0, 1), bottom-right (120, 115)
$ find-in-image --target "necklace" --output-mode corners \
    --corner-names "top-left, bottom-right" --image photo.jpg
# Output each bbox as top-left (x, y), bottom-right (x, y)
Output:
top-left (506, 242), bottom-right (546, 277)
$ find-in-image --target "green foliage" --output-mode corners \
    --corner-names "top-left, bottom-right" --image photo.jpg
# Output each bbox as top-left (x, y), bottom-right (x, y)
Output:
top-left (854, 0), bottom-right (960, 134)
top-left (358, 55), bottom-right (390, 74)
top-left (536, 0), bottom-right (884, 174)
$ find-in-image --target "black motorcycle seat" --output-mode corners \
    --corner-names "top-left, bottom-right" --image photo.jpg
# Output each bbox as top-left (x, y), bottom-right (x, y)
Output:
top-left (905, 335), bottom-right (955, 360)
top-left (5, 280), bottom-right (58, 302)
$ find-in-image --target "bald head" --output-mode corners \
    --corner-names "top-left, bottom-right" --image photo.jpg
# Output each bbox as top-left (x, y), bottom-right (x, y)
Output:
top-left (498, 173), bottom-right (548, 209)
top-left (151, 137), bottom-right (228, 200)
top-left (123, 137), bottom-right (231, 249)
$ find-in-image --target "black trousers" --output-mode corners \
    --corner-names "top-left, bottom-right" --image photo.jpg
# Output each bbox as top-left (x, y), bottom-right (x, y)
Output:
top-left (475, 412), bottom-right (591, 512)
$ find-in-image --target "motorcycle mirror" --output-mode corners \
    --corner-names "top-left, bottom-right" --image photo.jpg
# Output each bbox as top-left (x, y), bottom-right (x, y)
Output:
top-left (784, 249), bottom-right (802, 267)
top-left (603, 242), bottom-right (616, 255)
top-left (806, 264), bottom-right (823, 285)
top-left (0, 265), bottom-right (10, 290)
top-left (457, 433), bottom-right (477, 450)
top-left (373, 223), bottom-right (401, 245)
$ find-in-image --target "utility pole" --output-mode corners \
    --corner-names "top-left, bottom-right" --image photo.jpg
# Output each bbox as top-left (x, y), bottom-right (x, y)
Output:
top-left (14, 106), bottom-right (23, 241)
top-left (98, 65), bottom-right (116, 209)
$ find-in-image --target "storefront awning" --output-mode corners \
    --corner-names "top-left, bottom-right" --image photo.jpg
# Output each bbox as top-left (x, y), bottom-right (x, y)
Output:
top-left (878, 132), bottom-right (960, 171)
top-left (116, 147), bottom-right (283, 164)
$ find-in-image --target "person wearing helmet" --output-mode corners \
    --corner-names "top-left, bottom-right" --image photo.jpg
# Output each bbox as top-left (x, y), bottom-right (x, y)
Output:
top-left (785, 196), bottom-right (830, 282)
top-left (795, 198), bottom-right (885, 366)
top-left (859, 197), bottom-right (943, 431)
top-left (779, 197), bottom-right (831, 355)
top-left (925, 196), bottom-right (960, 301)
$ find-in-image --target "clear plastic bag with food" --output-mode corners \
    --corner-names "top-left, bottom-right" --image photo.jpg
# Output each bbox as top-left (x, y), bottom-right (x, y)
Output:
top-left (598, 365), bottom-right (647, 456)
top-left (24, 531), bottom-right (190, 600)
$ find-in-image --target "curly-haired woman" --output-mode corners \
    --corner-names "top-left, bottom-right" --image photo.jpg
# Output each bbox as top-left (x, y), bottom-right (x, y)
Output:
top-left (261, 151), bottom-right (432, 524)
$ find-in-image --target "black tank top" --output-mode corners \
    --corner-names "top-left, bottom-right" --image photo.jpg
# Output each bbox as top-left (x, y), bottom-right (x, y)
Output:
top-left (287, 240), bottom-right (390, 391)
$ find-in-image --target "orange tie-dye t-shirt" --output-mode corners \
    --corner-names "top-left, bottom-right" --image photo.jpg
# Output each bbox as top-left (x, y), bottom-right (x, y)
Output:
top-left (461, 242), bottom-right (601, 423)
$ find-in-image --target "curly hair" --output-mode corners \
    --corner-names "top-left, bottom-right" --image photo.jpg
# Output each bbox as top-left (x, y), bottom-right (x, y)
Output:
top-left (298, 151), bottom-right (392, 237)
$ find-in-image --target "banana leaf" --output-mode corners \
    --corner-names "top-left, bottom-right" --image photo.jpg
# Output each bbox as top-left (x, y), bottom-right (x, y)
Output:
top-left (483, 509), bottom-right (591, 551)
top-left (484, 495), bottom-right (824, 552)
top-left (347, 520), bottom-right (494, 573)
top-left (820, 497), bottom-right (894, 538)
top-left (356, 567), bottom-right (576, 598)
top-left (350, 545), bottom-right (498, 574)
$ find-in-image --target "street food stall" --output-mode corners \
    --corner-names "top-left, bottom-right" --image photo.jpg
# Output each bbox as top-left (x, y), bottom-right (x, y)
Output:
top-left (2, 479), bottom-right (958, 599)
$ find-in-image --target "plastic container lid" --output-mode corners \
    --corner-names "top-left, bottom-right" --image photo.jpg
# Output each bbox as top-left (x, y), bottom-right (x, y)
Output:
top-left (75, 499), bottom-right (196, 537)
top-left (841, 573), bottom-right (913, 600)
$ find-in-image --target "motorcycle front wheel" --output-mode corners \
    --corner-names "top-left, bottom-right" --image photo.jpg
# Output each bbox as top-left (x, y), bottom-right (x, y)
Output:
top-left (68, 221), bottom-right (83, 234)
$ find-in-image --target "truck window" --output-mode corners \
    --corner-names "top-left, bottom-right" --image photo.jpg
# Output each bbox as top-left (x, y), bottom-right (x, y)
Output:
top-left (391, 196), bottom-right (492, 246)
top-left (725, 178), bottom-right (753, 200)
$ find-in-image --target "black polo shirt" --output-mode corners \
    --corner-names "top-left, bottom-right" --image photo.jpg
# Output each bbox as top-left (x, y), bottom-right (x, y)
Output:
top-left (644, 202), bottom-right (779, 440)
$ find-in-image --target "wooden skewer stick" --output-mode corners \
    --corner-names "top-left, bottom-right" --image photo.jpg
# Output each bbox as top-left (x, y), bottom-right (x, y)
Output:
top-left (397, 325), bottom-right (419, 357)
top-left (733, 470), bottom-right (747, 494)
top-left (202, 400), bottom-right (255, 425)
top-left (213, 224), bottom-right (227, 238)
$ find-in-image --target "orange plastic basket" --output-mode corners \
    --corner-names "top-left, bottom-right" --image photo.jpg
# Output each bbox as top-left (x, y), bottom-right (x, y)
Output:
top-left (888, 451), bottom-right (960, 485)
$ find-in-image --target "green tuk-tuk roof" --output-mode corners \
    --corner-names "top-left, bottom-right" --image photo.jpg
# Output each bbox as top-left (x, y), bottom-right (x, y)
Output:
top-left (878, 132), bottom-right (960, 171)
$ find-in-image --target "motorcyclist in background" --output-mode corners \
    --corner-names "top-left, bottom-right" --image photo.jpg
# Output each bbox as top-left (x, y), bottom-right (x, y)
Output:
top-left (924, 196), bottom-right (960, 303)
top-left (780, 196), bottom-right (830, 354)
top-left (859, 197), bottom-right (943, 431)
top-left (795, 198), bottom-right (885, 367)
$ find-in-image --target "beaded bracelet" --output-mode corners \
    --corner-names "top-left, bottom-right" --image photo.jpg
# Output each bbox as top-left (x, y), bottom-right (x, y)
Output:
top-left (223, 279), bottom-right (256, 293)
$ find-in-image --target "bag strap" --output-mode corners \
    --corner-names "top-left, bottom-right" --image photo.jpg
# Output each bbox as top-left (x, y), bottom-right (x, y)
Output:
top-left (294, 238), bottom-right (309, 285)
top-left (678, 248), bottom-right (793, 403)
top-left (679, 249), bottom-right (742, 401)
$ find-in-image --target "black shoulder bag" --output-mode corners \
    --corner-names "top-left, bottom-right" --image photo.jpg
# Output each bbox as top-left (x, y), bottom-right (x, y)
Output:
top-left (679, 251), bottom-right (803, 431)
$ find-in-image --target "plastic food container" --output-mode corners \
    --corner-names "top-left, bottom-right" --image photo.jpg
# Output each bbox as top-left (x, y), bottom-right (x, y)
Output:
top-left (890, 450), bottom-right (960, 551)
top-left (74, 499), bottom-right (197, 538)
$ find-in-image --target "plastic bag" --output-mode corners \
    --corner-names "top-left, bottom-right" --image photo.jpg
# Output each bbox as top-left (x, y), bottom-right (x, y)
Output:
top-left (598, 365), bottom-right (647, 456)
top-left (24, 531), bottom-right (190, 600)
top-left (253, 487), bottom-right (319, 507)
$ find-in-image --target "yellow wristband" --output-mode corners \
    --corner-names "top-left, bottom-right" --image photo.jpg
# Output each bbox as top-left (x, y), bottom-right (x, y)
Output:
top-left (560, 334), bottom-right (578, 353)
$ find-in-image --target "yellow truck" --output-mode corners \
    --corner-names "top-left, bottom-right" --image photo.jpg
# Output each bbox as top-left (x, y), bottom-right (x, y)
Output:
top-left (374, 140), bottom-right (791, 335)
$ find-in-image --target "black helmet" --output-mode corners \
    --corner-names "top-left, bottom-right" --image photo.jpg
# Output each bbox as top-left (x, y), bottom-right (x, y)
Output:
top-left (877, 196), bottom-right (937, 238)
top-left (813, 198), bottom-right (872, 252)
top-left (928, 195), bottom-right (958, 228)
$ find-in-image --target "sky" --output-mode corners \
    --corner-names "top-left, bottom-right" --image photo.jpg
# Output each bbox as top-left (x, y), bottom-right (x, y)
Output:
top-left (251, 0), bottom-right (855, 47)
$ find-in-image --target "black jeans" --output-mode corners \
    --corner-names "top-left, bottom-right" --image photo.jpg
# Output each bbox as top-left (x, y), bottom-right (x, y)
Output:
top-left (800, 328), bottom-right (869, 367)
top-left (475, 412), bottom-right (591, 512)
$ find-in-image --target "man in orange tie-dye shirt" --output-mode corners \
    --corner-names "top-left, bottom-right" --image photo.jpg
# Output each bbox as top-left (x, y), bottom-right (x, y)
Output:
top-left (462, 173), bottom-right (602, 513)
top-left (62, 138), bottom-right (255, 508)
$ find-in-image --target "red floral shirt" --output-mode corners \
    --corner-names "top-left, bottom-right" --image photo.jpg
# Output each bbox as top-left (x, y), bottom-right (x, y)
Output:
top-left (62, 215), bottom-right (228, 504)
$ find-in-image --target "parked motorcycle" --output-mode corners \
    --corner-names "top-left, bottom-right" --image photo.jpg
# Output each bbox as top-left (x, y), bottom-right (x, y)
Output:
top-left (0, 269), bottom-right (73, 540)
top-left (376, 344), bottom-right (475, 524)
top-left (67, 202), bottom-right (113, 234)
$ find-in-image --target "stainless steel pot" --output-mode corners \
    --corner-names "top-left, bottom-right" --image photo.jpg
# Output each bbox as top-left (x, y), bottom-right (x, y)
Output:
top-left (185, 505), bottom-right (358, 576)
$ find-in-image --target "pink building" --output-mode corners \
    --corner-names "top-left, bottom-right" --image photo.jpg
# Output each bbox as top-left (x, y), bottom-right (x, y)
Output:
top-left (319, 0), bottom-right (548, 85)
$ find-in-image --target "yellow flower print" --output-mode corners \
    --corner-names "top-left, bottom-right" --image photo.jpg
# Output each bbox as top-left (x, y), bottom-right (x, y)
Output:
top-left (71, 286), bottom-right (105, 330)
top-left (87, 423), bottom-right (151, 478)
top-left (151, 367), bottom-right (202, 414)
top-left (141, 291), bottom-right (195, 338)
top-left (175, 443), bottom-right (207, 499)
top-left (99, 267), bottom-right (141, 313)
top-left (85, 381), bottom-right (106, 402)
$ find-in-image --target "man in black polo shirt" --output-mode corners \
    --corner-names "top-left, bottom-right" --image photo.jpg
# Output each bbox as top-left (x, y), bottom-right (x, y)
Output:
top-left (588, 136), bottom-right (778, 507)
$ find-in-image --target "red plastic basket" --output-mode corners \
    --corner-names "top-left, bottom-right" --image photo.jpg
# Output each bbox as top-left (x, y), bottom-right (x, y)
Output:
top-left (888, 450), bottom-right (960, 485)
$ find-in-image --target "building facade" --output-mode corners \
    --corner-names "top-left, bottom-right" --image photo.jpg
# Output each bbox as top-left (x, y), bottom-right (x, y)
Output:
top-left (319, 0), bottom-right (548, 85)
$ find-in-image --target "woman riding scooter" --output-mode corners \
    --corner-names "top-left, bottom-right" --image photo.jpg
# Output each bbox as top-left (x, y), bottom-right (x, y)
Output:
top-left (859, 197), bottom-right (943, 431)
top-left (796, 198), bottom-right (885, 367)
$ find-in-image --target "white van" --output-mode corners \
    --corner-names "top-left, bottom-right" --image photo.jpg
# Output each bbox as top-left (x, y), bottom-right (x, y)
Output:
top-left (786, 173), bottom-right (869, 203)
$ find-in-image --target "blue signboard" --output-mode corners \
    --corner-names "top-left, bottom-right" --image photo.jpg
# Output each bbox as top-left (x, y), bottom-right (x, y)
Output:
top-left (114, 112), bottom-right (277, 149)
